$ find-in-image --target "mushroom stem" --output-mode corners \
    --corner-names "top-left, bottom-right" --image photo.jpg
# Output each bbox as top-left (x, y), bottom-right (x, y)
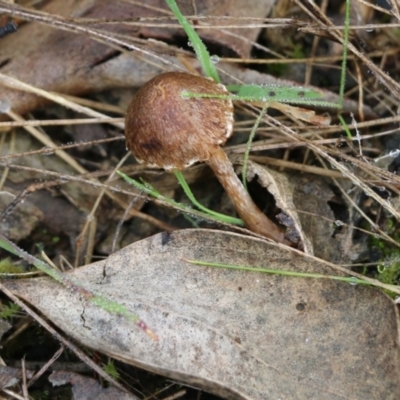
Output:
top-left (207, 147), bottom-right (286, 243)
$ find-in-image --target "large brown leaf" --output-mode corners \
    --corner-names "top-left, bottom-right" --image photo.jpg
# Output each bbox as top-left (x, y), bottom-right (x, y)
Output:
top-left (3, 229), bottom-right (400, 399)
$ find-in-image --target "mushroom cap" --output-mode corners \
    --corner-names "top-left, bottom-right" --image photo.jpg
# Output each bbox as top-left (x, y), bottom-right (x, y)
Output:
top-left (125, 72), bottom-right (234, 171)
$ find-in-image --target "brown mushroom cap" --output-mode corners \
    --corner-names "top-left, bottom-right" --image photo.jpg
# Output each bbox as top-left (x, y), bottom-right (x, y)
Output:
top-left (125, 72), bottom-right (234, 170)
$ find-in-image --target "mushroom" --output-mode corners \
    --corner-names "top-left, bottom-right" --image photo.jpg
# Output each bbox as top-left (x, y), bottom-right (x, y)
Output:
top-left (125, 71), bottom-right (287, 243)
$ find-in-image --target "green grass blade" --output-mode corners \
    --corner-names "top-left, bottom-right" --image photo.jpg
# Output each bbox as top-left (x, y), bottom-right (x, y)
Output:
top-left (338, 0), bottom-right (350, 109)
top-left (184, 87), bottom-right (340, 108)
top-left (117, 170), bottom-right (183, 209)
top-left (166, 0), bottom-right (220, 82)
top-left (242, 104), bottom-right (268, 190)
top-left (185, 259), bottom-right (372, 286)
top-left (0, 233), bottom-right (64, 283)
top-left (338, 114), bottom-right (352, 139)
top-left (228, 84), bottom-right (322, 102)
top-left (118, 170), bottom-right (244, 226)
top-left (174, 171), bottom-right (244, 225)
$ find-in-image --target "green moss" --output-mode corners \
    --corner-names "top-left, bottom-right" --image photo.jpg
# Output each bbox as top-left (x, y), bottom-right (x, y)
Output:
top-left (290, 43), bottom-right (306, 60)
top-left (264, 62), bottom-right (288, 77)
top-left (103, 359), bottom-right (120, 380)
top-left (370, 221), bottom-right (400, 295)
top-left (0, 258), bottom-right (25, 274)
top-left (0, 302), bottom-right (20, 319)
top-left (377, 259), bottom-right (400, 286)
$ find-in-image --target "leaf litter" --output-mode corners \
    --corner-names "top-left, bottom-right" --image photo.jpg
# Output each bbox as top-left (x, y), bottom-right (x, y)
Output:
top-left (1, 0), bottom-right (400, 399)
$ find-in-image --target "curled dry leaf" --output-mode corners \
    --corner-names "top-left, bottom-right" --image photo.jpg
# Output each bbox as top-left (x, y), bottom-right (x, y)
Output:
top-left (4, 229), bottom-right (400, 399)
top-left (237, 160), bottom-right (313, 253)
top-left (269, 101), bottom-right (331, 126)
top-left (240, 161), bottom-right (352, 262)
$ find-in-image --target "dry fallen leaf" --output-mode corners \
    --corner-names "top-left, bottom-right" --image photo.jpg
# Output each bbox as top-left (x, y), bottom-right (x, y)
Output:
top-left (0, 0), bottom-right (272, 116)
top-left (241, 160), bottom-right (313, 254)
top-left (4, 229), bottom-right (400, 399)
top-left (0, 191), bottom-right (44, 241)
top-left (0, 365), bottom-right (25, 390)
top-left (139, 0), bottom-right (275, 58)
top-left (0, 318), bottom-right (11, 341)
top-left (288, 173), bottom-right (349, 263)
top-left (49, 370), bottom-right (140, 400)
top-left (0, 321), bottom-right (34, 391)
top-left (0, 134), bottom-right (98, 245)
top-left (0, 0), bottom-right (373, 118)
